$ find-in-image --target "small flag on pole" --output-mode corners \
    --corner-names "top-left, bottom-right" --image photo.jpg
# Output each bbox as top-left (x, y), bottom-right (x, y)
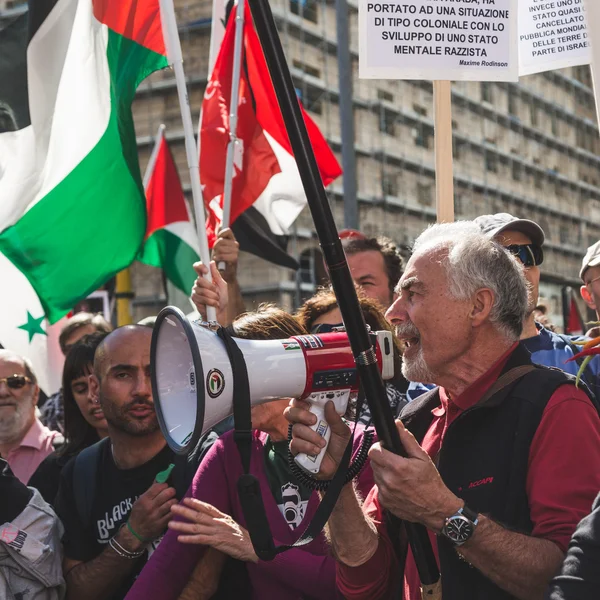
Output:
top-left (138, 126), bottom-right (201, 296)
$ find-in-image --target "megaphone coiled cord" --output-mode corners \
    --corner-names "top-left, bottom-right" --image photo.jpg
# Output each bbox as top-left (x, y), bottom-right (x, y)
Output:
top-left (287, 424), bottom-right (375, 492)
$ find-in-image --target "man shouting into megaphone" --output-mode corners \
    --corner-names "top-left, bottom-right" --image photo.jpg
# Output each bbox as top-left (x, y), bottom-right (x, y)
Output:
top-left (286, 222), bottom-right (600, 600)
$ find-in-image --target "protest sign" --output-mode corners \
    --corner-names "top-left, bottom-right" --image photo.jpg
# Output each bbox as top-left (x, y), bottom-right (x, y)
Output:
top-left (359, 0), bottom-right (518, 81)
top-left (583, 0), bottom-right (599, 128)
top-left (518, 0), bottom-right (591, 76)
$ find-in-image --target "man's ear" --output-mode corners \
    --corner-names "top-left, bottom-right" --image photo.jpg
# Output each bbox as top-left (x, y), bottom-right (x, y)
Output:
top-left (31, 384), bottom-right (40, 408)
top-left (88, 374), bottom-right (100, 405)
top-left (581, 285), bottom-right (596, 311)
top-left (471, 288), bottom-right (495, 327)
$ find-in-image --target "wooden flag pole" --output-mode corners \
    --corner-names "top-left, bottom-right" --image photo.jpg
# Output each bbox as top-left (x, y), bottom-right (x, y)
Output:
top-left (433, 80), bottom-right (455, 223)
top-left (116, 269), bottom-right (133, 326)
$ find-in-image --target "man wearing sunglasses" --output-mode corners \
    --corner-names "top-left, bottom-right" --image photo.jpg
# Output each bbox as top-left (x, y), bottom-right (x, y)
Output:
top-left (476, 213), bottom-right (600, 404)
top-left (0, 350), bottom-right (62, 484)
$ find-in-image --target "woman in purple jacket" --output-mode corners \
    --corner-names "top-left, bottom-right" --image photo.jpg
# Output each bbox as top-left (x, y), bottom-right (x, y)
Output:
top-left (126, 305), bottom-right (375, 600)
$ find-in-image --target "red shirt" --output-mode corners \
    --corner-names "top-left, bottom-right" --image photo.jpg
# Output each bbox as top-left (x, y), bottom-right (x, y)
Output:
top-left (337, 345), bottom-right (600, 600)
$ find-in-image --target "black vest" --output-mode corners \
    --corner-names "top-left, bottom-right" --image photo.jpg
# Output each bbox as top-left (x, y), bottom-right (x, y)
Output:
top-left (400, 345), bottom-right (587, 600)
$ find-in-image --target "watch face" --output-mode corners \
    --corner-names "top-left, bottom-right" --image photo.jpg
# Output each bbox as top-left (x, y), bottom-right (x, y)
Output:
top-left (445, 515), bottom-right (474, 544)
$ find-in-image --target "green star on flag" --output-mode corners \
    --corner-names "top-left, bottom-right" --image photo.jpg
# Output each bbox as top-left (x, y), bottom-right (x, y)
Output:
top-left (18, 311), bottom-right (47, 343)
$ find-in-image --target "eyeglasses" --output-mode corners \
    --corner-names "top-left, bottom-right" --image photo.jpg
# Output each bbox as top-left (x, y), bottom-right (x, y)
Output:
top-left (585, 275), bottom-right (600, 287)
top-left (0, 375), bottom-right (33, 390)
top-left (506, 244), bottom-right (544, 268)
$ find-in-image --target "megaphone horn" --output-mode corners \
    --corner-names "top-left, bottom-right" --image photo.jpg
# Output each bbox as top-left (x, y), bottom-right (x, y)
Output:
top-left (150, 306), bottom-right (394, 473)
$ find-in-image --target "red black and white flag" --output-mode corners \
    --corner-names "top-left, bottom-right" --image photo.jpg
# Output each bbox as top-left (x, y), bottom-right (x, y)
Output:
top-left (199, 3), bottom-right (341, 269)
top-left (563, 287), bottom-right (586, 335)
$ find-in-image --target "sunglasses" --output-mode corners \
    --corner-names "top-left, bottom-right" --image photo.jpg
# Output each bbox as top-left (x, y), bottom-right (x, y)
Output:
top-left (310, 322), bottom-right (344, 334)
top-left (506, 244), bottom-right (544, 268)
top-left (0, 375), bottom-right (33, 390)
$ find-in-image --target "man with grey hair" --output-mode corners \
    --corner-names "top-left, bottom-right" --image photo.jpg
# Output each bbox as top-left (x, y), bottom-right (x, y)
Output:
top-left (286, 222), bottom-right (600, 600)
top-left (0, 349), bottom-right (62, 484)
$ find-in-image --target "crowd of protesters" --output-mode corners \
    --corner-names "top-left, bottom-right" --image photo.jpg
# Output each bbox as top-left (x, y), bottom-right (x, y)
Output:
top-left (2, 214), bottom-right (600, 600)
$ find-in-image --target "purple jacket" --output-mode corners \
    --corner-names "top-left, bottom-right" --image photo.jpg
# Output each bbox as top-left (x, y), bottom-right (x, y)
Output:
top-left (126, 428), bottom-right (375, 600)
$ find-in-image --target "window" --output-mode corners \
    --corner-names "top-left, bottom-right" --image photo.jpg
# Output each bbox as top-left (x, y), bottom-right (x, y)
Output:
top-left (414, 123), bottom-right (431, 149)
top-left (481, 83), bottom-right (493, 103)
top-left (453, 138), bottom-right (464, 160)
top-left (377, 89), bottom-right (394, 103)
top-left (485, 151), bottom-right (498, 173)
top-left (529, 100), bottom-right (539, 127)
top-left (455, 193), bottom-right (464, 215)
top-left (551, 115), bottom-right (559, 137)
top-left (555, 180), bottom-right (563, 197)
top-left (290, 0), bottom-right (318, 23)
top-left (559, 225), bottom-right (570, 245)
top-left (573, 66), bottom-right (593, 88)
top-left (508, 88), bottom-right (518, 116)
top-left (512, 161), bottom-right (522, 181)
top-left (382, 172), bottom-right (398, 197)
top-left (417, 182), bottom-right (433, 206)
top-left (299, 248), bottom-right (327, 285)
top-left (534, 171), bottom-right (543, 190)
top-left (413, 104), bottom-right (427, 117)
top-left (379, 109), bottom-right (396, 136)
top-left (292, 60), bottom-right (320, 79)
top-left (301, 87), bottom-right (323, 115)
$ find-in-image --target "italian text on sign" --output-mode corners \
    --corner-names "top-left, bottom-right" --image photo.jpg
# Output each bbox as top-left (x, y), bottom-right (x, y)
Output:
top-left (518, 0), bottom-right (591, 76)
top-left (359, 0), bottom-right (518, 81)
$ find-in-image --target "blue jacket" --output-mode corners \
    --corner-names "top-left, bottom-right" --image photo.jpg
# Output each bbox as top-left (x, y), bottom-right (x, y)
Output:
top-left (521, 325), bottom-right (599, 404)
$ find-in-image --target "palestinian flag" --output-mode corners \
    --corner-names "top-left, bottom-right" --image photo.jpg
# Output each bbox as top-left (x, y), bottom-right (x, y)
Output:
top-left (138, 125), bottom-right (200, 295)
top-left (0, 0), bottom-right (169, 323)
top-left (199, 2), bottom-right (342, 270)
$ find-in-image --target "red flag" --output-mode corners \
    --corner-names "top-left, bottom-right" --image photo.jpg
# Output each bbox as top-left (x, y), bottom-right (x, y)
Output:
top-left (566, 295), bottom-right (585, 335)
top-left (199, 7), bottom-right (341, 253)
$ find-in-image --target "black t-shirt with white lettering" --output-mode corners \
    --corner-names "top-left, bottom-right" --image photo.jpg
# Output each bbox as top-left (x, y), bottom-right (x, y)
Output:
top-left (54, 442), bottom-right (173, 600)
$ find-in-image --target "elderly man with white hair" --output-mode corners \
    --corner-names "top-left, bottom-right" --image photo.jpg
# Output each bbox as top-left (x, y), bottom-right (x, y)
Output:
top-left (287, 222), bottom-right (600, 600)
top-left (0, 349), bottom-right (62, 484)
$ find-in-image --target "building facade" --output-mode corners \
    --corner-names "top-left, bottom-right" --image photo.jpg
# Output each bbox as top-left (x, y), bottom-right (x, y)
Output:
top-left (2, 0), bottom-right (599, 326)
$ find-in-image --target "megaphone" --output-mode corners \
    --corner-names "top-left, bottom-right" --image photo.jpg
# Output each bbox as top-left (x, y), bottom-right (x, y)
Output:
top-left (150, 306), bottom-right (394, 473)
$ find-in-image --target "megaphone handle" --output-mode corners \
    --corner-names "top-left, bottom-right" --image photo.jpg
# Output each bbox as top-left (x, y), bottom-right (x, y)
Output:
top-left (294, 391), bottom-right (349, 475)
top-left (217, 260), bottom-right (226, 272)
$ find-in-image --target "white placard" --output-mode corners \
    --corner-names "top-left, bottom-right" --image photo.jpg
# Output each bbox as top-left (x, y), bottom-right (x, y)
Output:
top-left (518, 0), bottom-right (591, 76)
top-left (584, 0), bottom-right (599, 130)
top-left (359, 0), bottom-right (518, 81)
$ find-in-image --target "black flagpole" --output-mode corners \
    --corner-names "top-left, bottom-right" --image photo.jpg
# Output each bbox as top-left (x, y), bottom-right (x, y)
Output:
top-left (246, 0), bottom-right (440, 589)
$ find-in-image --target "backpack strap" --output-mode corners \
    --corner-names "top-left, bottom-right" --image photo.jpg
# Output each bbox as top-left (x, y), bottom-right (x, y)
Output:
top-left (72, 438), bottom-right (109, 527)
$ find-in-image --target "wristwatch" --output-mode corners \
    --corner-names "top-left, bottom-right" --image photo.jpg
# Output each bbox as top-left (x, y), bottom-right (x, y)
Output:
top-left (441, 505), bottom-right (479, 546)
